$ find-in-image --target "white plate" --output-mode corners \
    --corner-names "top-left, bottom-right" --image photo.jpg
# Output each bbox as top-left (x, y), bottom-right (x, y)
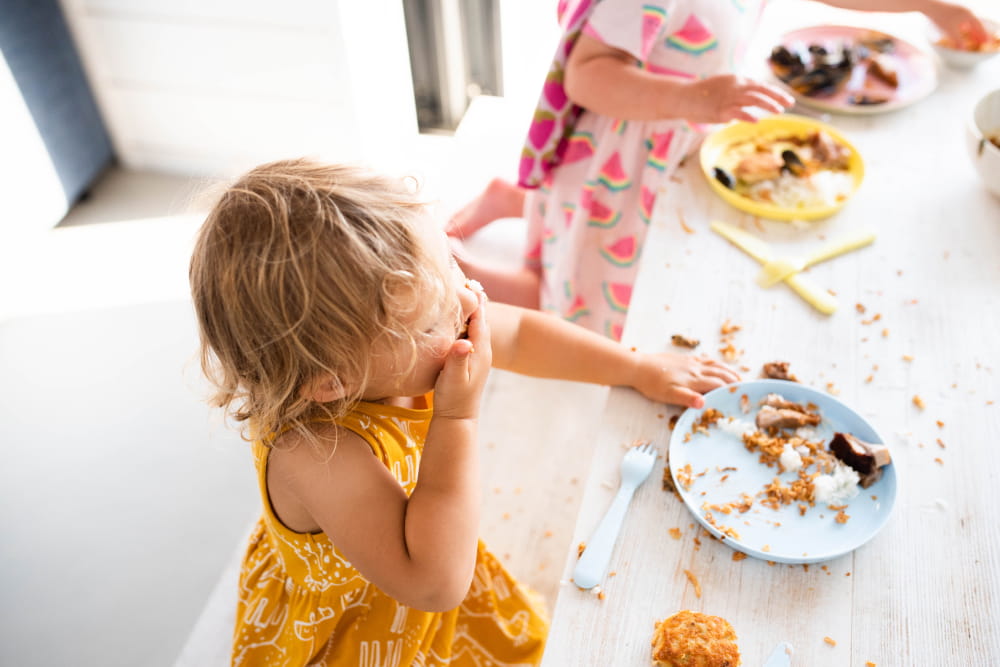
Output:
top-left (668, 379), bottom-right (897, 564)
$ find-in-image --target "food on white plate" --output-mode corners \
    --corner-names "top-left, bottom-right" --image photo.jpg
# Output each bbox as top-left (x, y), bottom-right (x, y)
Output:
top-left (755, 393), bottom-right (823, 431)
top-left (682, 392), bottom-right (890, 527)
top-left (651, 610), bottom-right (741, 667)
top-left (768, 30), bottom-right (902, 106)
top-left (713, 130), bottom-right (854, 209)
top-left (829, 431), bottom-right (892, 488)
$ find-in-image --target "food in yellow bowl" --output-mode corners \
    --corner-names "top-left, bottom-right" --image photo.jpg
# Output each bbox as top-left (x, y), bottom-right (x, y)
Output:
top-left (700, 115), bottom-right (864, 221)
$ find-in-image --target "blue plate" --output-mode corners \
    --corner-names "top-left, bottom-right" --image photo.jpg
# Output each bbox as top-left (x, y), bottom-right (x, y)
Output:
top-left (669, 379), bottom-right (897, 564)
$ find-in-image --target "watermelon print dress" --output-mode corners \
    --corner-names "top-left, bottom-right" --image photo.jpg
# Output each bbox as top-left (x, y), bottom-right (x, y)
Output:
top-left (520, 0), bottom-right (765, 341)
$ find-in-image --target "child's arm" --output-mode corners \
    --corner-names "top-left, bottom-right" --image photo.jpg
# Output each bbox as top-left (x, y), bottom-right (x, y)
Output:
top-left (271, 297), bottom-right (491, 612)
top-left (488, 302), bottom-right (739, 409)
top-left (813, 0), bottom-right (989, 46)
top-left (564, 34), bottom-right (795, 125)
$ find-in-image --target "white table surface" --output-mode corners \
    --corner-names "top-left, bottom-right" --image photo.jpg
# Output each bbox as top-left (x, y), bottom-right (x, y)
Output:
top-left (540, 10), bottom-right (1000, 666)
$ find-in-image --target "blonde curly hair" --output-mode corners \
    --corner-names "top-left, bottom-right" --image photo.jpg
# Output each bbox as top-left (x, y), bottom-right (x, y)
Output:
top-left (190, 158), bottom-right (452, 445)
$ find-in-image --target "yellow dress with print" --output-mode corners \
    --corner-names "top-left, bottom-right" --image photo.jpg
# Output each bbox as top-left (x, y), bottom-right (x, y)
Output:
top-left (231, 396), bottom-right (549, 666)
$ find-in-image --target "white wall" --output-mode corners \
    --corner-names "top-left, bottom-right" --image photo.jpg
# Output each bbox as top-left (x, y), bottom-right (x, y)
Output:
top-left (58, 0), bottom-right (418, 177)
top-left (57, 0), bottom-right (561, 180)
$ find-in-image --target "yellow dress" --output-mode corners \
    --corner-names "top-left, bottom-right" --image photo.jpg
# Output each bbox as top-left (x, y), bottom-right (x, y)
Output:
top-left (231, 396), bottom-right (550, 666)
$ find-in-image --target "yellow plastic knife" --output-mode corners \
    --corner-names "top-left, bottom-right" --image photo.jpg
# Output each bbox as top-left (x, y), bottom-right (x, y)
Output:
top-left (756, 228), bottom-right (876, 287)
top-left (710, 221), bottom-right (839, 315)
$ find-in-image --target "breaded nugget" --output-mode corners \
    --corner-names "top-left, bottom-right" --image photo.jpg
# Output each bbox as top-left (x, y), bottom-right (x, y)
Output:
top-left (651, 610), bottom-right (740, 667)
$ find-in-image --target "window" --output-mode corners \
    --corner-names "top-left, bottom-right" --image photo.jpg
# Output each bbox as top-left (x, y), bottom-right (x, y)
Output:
top-left (403, 0), bottom-right (503, 133)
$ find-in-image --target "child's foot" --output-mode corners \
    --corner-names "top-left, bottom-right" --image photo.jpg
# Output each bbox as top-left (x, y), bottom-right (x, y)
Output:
top-left (446, 178), bottom-right (526, 239)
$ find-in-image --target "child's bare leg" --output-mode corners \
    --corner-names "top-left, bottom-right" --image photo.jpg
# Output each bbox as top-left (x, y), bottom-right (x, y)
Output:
top-left (446, 178), bottom-right (526, 239)
top-left (450, 238), bottom-right (540, 309)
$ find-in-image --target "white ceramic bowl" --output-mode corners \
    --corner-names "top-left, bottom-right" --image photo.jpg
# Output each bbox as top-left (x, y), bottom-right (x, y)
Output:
top-left (928, 19), bottom-right (1000, 69)
top-left (966, 88), bottom-right (1000, 198)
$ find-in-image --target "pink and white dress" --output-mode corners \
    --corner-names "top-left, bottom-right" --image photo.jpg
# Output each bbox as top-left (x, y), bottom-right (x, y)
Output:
top-left (519, 0), bottom-right (765, 340)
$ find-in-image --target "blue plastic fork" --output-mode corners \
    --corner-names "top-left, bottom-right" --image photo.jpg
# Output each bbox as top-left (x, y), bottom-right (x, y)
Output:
top-left (572, 442), bottom-right (657, 590)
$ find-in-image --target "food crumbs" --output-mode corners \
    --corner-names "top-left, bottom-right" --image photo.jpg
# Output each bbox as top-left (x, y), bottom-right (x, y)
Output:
top-left (835, 510), bottom-right (850, 524)
top-left (683, 569), bottom-right (702, 598)
top-left (855, 303), bottom-right (866, 314)
top-left (881, 328), bottom-right (889, 338)
top-left (937, 438), bottom-right (947, 449)
top-left (608, 571), bottom-right (617, 577)
top-left (728, 385), bottom-right (738, 393)
top-left (866, 662), bottom-right (877, 667)
top-left (544, 530), bottom-right (554, 538)
top-left (669, 527), bottom-right (682, 540)
top-left (934, 457), bottom-right (944, 465)
top-left (912, 395), bottom-right (926, 410)
top-left (677, 207), bottom-right (695, 234)
top-left (732, 552), bottom-right (747, 561)
top-left (824, 637), bottom-right (837, 647)
top-left (597, 590), bottom-right (606, 601)
top-left (762, 544), bottom-right (771, 552)
top-left (902, 354), bottom-right (914, 362)
top-left (936, 420), bottom-right (945, 428)
top-left (865, 375), bottom-right (874, 384)
top-left (577, 542), bottom-right (586, 558)
top-left (502, 512), bottom-right (511, 520)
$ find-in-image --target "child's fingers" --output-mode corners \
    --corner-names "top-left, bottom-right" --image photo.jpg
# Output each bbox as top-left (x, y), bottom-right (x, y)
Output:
top-left (464, 293), bottom-right (490, 351)
top-left (701, 363), bottom-right (740, 384)
top-left (667, 386), bottom-right (705, 409)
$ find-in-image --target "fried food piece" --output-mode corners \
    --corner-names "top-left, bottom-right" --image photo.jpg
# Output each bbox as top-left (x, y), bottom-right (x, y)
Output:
top-left (806, 131), bottom-right (851, 170)
top-left (652, 610), bottom-right (741, 667)
top-left (866, 54), bottom-right (898, 87)
top-left (762, 361), bottom-right (798, 382)
top-left (671, 334), bottom-right (701, 349)
top-left (756, 404), bottom-right (822, 430)
top-left (734, 151), bottom-right (784, 185)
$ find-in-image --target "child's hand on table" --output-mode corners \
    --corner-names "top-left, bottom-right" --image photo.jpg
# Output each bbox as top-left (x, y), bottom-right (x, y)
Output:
top-left (631, 352), bottom-right (740, 410)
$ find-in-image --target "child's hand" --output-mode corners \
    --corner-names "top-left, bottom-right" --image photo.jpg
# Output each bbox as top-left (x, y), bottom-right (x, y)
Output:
top-left (433, 293), bottom-right (492, 421)
top-left (923, 2), bottom-right (989, 48)
top-left (684, 75), bottom-right (795, 124)
top-left (631, 353), bottom-right (740, 409)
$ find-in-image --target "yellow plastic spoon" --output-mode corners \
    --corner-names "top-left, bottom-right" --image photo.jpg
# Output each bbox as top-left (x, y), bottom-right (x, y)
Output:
top-left (756, 228), bottom-right (876, 288)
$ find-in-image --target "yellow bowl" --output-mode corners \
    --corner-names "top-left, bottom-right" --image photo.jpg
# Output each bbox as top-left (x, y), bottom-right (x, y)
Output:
top-left (699, 115), bottom-right (865, 222)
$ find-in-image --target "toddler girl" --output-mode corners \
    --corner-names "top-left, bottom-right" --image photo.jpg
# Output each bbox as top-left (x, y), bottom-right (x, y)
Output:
top-left (190, 158), bottom-right (739, 666)
top-left (450, 0), bottom-right (987, 340)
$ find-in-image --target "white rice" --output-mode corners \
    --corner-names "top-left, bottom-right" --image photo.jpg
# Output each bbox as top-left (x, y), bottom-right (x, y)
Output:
top-left (779, 444), bottom-right (803, 472)
top-left (747, 170), bottom-right (854, 209)
top-left (813, 463), bottom-right (861, 505)
top-left (717, 417), bottom-right (756, 439)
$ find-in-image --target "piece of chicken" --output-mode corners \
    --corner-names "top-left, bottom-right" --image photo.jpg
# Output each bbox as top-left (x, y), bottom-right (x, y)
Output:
top-left (755, 404), bottom-right (822, 430)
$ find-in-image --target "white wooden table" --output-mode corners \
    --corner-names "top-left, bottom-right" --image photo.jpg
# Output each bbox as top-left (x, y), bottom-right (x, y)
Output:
top-left (540, 11), bottom-right (1000, 666)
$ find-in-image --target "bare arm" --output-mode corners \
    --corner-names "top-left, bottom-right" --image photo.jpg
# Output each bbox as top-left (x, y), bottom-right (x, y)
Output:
top-left (272, 299), bottom-right (492, 612)
top-left (488, 301), bottom-right (740, 408)
top-left (564, 33), bottom-right (793, 124)
top-left (813, 0), bottom-right (989, 43)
